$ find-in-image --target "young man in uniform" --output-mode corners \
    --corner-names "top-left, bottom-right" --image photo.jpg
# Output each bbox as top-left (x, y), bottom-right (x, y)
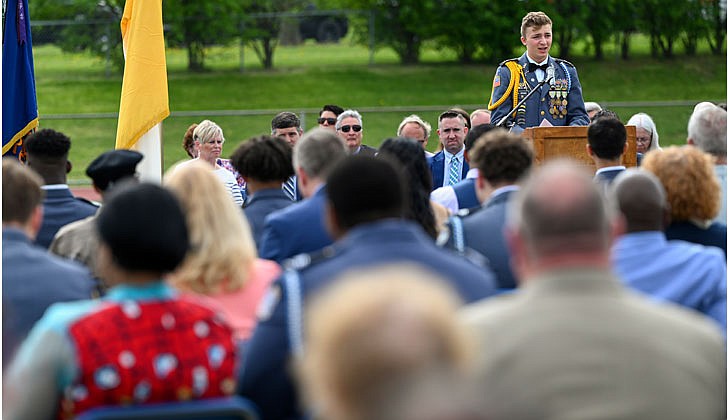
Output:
top-left (488, 11), bottom-right (589, 130)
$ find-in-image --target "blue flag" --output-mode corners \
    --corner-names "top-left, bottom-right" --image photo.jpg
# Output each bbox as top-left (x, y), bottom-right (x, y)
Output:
top-left (2, 0), bottom-right (39, 159)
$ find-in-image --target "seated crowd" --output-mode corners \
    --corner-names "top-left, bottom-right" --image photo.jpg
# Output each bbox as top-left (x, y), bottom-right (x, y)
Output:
top-left (2, 102), bottom-right (726, 420)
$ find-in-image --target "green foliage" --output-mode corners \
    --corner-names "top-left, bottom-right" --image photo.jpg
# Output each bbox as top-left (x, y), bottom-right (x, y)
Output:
top-left (527, 0), bottom-right (587, 59)
top-left (432, 0), bottom-right (525, 63)
top-left (339, 0), bottom-right (437, 64)
top-left (240, 0), bottom-right (306, 69)
top-left (31, 0), bottom-right (124, 70)
top-left (163, 0), bottom-right (242, 71)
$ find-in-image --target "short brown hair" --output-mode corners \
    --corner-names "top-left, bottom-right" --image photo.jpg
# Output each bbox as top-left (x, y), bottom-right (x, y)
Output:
top-left (641, 146), bottom-right (720, 221)
top-left (470, 130), bottom-right (533, 185)
top-left (521, 11), bottom-right (552, 38)
top-left (2, 158), bottom-right (44, 224)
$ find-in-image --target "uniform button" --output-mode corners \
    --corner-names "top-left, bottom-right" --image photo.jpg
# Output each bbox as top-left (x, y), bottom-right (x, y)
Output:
top-left (531, 78), bottom-right (535, 83)
top-left (540, 111), bottom-right (545, 116)
top-left (541, 97), bottom-right (545, 102)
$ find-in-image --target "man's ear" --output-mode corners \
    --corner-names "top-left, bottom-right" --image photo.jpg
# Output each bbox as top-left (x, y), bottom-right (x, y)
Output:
top-left (586, 144), bottom-right (595, 158)
top-left (66, 161), bottom-right (73, 174)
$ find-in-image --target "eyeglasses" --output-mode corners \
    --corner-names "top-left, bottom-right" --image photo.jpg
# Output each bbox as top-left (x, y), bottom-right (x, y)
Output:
top-left (635, 136), bottom-right (651, 144)
top-left (318, 117), bottom-right (337, 125)
top-left (339, 125), bottom-right (362, 133)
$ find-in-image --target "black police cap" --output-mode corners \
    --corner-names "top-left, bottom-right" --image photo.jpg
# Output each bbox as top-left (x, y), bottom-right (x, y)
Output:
top-left (86, 150), bottom-right (143, 191)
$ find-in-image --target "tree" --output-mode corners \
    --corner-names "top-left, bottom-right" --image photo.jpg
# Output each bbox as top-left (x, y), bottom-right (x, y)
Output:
top-left (533, 0), bottom-right (587, 60)
top-left (637, 0), bottom-right (685, 58)
top-left (30, 0), bottom-right (125, 70)
top-left (612, 0), bottom-right (637, 59)
top-left (705, 0), bottom-right (726, 55)
top-left (339, 0), bottom-right (436, 64)
top-left (584, 0), bottom-right (615, 60)
top-left (432, 0), bottom-right (524, 64)
top-left (163, 0), bottom-right (242, 71)
top-left (240, 0), bottom-right (305, 70)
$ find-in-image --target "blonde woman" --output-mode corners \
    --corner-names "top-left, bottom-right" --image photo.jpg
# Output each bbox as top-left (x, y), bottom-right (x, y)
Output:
top-left (176, 119), bottom-right (244, 206)
top-left (165, 161), bottom-right (280, 341)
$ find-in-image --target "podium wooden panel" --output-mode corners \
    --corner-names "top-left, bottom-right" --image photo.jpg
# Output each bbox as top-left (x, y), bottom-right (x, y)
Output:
top-left (521, 125), bottom-right (637, 174)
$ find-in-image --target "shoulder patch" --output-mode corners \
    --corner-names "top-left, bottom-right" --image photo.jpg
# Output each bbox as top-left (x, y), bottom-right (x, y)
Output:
top-left (554, 58), bottom-right (575, 67)
top-left (498, 57), bottom-right (520, 66)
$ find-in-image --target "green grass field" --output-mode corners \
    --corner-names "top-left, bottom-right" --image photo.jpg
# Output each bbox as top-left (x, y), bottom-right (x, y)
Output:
top-left (31, 38), bottom-right (726, 182)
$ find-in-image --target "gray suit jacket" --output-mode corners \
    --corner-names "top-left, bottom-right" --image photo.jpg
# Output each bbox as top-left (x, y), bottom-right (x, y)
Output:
top-left (460, 268), bottom-right (726, 420)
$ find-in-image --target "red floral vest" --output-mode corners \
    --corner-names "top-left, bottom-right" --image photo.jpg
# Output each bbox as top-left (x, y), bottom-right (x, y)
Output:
top-left (59, 299), bottom-right (237, 418)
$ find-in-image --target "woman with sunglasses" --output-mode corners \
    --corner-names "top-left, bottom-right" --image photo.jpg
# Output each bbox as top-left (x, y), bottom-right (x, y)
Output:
top-left (335, 109), bottom-right (378, 156)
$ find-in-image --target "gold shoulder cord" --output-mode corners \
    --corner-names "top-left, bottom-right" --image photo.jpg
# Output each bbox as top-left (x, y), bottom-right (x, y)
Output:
top-left (488, 61), bottom-right (524, 110)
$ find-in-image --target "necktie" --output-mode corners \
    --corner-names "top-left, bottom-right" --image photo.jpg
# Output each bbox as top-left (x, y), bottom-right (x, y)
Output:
top-left (528, 62), bottom-right (548, 73)
top-left (283, 176), bottom-right (296, 201)
top-left (448, 157), bottom-right (460, 186)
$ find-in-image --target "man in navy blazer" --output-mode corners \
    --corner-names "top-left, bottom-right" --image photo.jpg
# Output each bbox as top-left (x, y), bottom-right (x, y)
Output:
top-left (24, 129), bottom-right (98, 248)
top-left (2, 159), bottom-right (94, 366)
top-left (428, 110), bottom-right (470, 190)
top-left (239, 156), bottom-right (498, 420)
top-left (258, 128), bottom-right (349, 264)
top-left (441, 130), bottom-right (534, 290)
top-left (431, 123), bottom-right (497, 213)
top-left (587, 116), bottom-right (627, 193)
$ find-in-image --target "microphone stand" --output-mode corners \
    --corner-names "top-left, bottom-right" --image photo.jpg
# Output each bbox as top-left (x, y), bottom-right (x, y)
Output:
top-left (495, 76), bottom-right (554, 128)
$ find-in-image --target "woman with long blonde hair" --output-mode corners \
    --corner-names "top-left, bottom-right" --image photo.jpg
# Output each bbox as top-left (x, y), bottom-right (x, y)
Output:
top-left (165, 160), bottom-right (280, 341)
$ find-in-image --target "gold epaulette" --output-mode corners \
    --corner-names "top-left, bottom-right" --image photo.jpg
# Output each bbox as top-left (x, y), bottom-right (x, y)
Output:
top-left (488, 61), bottom-right (524, 111)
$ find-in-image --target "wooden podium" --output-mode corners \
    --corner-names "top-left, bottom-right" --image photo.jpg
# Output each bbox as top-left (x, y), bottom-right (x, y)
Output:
top-left (521, 126), bottom-right (637, 174)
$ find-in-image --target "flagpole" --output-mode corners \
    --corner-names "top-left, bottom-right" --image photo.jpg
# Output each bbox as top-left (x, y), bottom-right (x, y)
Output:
top-left (131, 123), bottom-right (163, 183)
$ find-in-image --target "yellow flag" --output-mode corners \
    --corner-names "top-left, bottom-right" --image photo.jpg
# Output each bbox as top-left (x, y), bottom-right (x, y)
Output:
top-left (115, 0), bottom-right (169, 150)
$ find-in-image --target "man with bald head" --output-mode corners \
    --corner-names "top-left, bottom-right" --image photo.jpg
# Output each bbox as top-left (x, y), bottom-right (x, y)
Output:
top-left (461, 160), bottom-right (726, 420)
top-left (610, 168), bottom-right (726, 330)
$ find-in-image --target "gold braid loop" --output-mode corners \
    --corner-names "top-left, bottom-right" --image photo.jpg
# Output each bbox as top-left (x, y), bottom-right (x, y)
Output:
top-left (488, 61), bottom-right (523, 110)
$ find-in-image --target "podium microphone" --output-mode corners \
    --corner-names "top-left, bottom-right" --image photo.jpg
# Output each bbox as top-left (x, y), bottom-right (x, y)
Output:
top-left (495, 75), bottom-right (554, 128)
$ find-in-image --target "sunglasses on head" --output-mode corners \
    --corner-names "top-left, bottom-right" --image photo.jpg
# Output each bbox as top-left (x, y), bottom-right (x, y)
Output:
top-left (339, 125), bottom-right (362, 133)
top-left (318, 117), bottom-right (337, 125)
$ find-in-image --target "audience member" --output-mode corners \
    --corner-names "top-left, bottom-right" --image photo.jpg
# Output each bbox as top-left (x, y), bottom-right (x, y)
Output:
top-left (271, 112), bottom-right (304, 200)
top-left (5, 183), bottom-right (238, 420)
top-left (584, 101), bottom-right (602, 119)
top-left (239, 156), bottom-right (497, 420)
top-left (590, 108), bottom-right (620, 122)
top-left (431, 123), bottom-right (497, 213)
top-left (378, 137), bottom-right (441, 238)
top-left (318, 104), bottom-right (344, 130)
top-left (469, 108), bottom-right (491, 127)
top-left (24, 128), bottom-right (99, 248)
top-left (642, 146), bottom-right (727, 255)
top-left (175, 120), bottom-right (244, 206)
top-left (397, 114), bottom-right (434, 157)
top-left (165, 161), bottom-right (280, 341)
top-left (449, 107), bottom-right (472, 130)
top-left (336, 109), bottom-right (376, 155)
top-left (441, 130), bottom-right (533, 290)
top-left (258, 128), bottom-right (348, 263)
top-left (460, 160), bottom-right (726, 420)
top-left (587, 116), bottom-right (627, 191)
top-left (271, 111), bottom-right (303, 147)
top-left (298, 266), bottom-right (476, 420)
top-left (230, 135), bottom-right (295, 249)
top-left (627, 112), bottom-right (661, 164)
top-left (50, 149), bottom-right (143, 293)
top-left (610, 169), bottom-right (726, 330)
top-left (429, 110), bottom-right (470, 190)
top-left (687, 101), bottom-right (727, 224)
top-left (182, 123), bottom-right (198, 158)
top-left (2, 159), bottom-right (94, 367)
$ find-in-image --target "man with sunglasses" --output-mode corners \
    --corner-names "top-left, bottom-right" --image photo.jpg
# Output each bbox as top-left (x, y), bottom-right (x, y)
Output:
top-left (336, 109), bottom-right (377, 156)
top-left (318, 104), bottom-right (344, 131)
